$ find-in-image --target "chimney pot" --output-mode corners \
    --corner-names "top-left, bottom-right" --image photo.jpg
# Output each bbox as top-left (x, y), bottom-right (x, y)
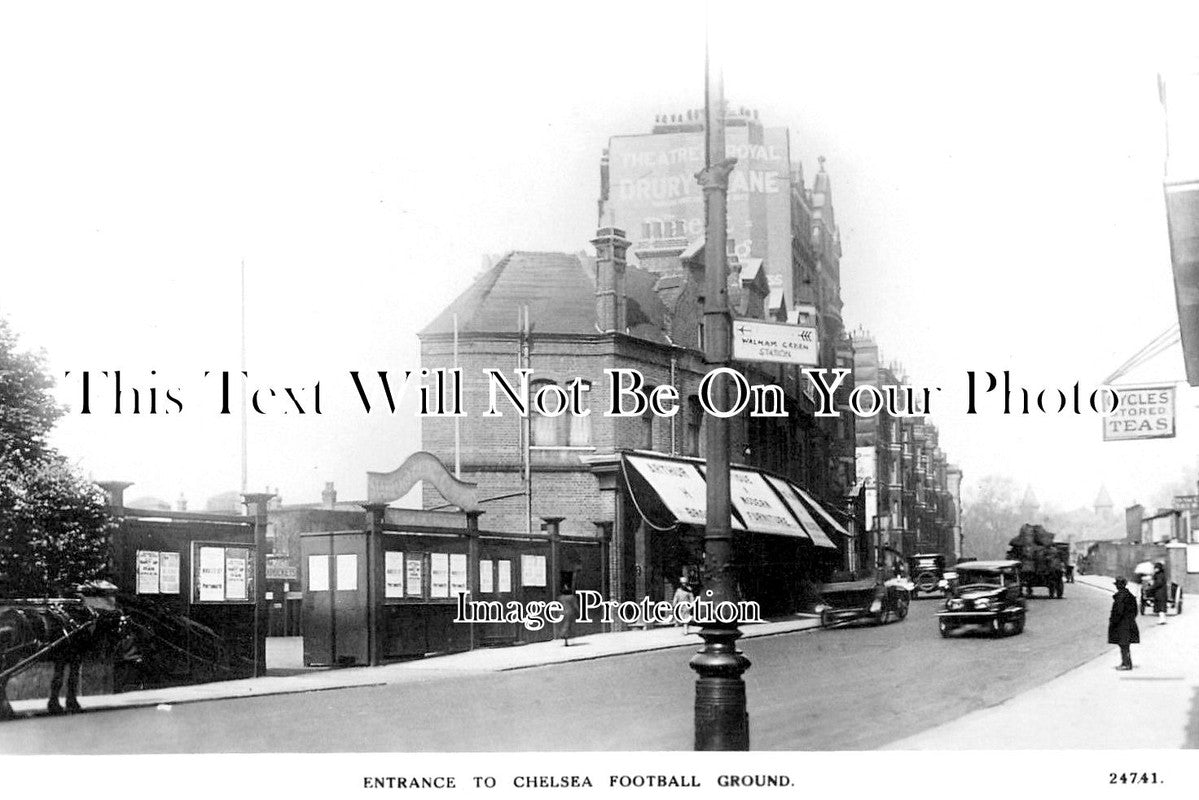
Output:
top-left (591, 226), bottom-right (631, 334)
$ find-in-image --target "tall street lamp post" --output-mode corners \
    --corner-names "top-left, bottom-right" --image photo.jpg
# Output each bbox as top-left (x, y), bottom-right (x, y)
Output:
top-left (689, 31), bottom-right (750, 751)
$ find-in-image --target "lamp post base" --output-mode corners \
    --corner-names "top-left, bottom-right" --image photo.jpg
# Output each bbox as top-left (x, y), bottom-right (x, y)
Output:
top-left (690, 624), bottom-right (751, 750)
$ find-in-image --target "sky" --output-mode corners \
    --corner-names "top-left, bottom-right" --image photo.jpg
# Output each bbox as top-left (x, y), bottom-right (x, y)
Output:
top-left (2, 0), bottom-right (1199, 515)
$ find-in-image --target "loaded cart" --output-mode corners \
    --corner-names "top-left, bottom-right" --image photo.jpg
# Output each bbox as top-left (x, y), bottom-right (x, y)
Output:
top-left (1006, 524), bottom-right (1065, 598)
top-left (1135, 561), bottom-right (1184, 616)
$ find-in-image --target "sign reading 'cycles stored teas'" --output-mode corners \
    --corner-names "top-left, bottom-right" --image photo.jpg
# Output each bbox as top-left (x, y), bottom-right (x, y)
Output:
top-left (1102, 385), bottom-right (1176, 441)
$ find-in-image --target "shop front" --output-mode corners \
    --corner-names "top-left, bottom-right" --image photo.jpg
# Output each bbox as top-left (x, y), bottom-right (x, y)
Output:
top-left (617, 452), bottom-right (850, 616)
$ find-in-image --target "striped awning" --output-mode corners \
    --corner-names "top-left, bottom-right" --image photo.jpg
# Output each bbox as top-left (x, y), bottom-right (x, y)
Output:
top-left (622, 453), bottom-right (843, 548)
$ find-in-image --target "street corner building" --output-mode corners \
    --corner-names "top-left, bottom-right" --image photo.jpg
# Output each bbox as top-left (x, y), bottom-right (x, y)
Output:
top-left (414, 108), bottom-right (963, 623)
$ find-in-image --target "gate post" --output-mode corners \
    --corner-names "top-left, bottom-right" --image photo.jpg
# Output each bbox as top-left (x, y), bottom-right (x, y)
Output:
top-left (364, 503), bottom-right (387, 666)
top-left (542, 517), bottom-right (565, 639)
top-left (242, 492), bottom-right (275, 678)
top-left (467, 511), bottom-right (482, 650)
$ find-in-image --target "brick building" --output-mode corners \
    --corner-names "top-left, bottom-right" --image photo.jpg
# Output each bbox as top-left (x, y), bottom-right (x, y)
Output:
top-left (851, 329), bottom-right (963, 570)
top-left (601, 107), bottom-right (857, 514)
top-left (418, 225), bottom-right (857, 617)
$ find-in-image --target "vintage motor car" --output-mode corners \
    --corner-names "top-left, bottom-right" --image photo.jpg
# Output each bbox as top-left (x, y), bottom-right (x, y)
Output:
top-left (907, 553), bottom-right (955, 598)
top-left (817, 578), bottom-right (911, 628)
top-left (937, 560), bottom-right (1026, 637)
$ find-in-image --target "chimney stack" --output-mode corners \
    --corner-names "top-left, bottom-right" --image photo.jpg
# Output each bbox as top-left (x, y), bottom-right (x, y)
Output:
top-left (592, 223), bottom-right (630, 333)
top-left (1125, 504), bottom-right (1144, 543)
top-left (322, 481), bottom-right (337, 509)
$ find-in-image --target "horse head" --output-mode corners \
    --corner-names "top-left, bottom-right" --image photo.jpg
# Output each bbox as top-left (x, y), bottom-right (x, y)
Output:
top-left (73, 580), bottom-right (133, 654)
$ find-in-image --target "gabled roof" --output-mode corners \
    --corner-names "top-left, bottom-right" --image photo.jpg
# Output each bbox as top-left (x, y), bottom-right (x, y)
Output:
top-left (420, 251), bottom-right (669, 343)
top-left (741, 257), bottom-right (764, 283)
top-left (767, 288), bottom-right (787, 320)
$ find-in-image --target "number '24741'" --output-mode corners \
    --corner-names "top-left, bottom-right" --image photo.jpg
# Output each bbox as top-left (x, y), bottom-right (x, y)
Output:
top-left (1109, 773), bottom-right (1160, 784)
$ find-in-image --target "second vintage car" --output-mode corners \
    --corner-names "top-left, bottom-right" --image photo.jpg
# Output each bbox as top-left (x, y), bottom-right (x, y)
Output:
top-left (907, 553), bottom-right (956, 599)
top-left (817, 578), bottom-right (911, 628)
top-left (937, 560), bottom-right (1027, 637)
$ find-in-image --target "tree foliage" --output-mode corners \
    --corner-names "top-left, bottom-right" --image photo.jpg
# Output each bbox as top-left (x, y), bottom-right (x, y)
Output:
top-left (960, 475), bottom-right (1026, 560)
top-left (0, 316), bottom-right (113, 596)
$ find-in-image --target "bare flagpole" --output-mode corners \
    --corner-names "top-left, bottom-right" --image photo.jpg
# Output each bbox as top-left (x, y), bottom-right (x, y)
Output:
top-left (523, 305), bottom-right (533, 537)
top-left (454, 312), bottom-right (462, 479)
top-left (240, 259), bottom-right (248, 498)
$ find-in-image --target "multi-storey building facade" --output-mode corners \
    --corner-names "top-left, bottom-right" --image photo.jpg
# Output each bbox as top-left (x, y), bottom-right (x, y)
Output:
top-left (600, 107), bottom-right (855, 502)
top-left (851, 329), bottom-right (963, 570)
top-left (419, 224), bottom-right (857, 618)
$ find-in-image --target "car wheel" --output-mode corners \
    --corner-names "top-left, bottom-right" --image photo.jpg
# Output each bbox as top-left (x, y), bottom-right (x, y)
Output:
top-left (820, 609), bottom-right (833, 628)
top-left (938, 618), bottom-right (951, 638)
top-left (1011, 615), bottom-right (1025, 635)
top-left (1176, 592), bottom-right (1184, 615)
top-left (989, 617), bottom-right (1003, 637)
top-left (895, 597), bottom-right (909, 620)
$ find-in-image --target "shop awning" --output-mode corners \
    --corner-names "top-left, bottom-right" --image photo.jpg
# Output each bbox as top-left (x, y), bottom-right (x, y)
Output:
top-left (728, 467), bottom-right (808, 538)
top-left (761, 475), bottom-right (838, 548)
top-left (622, 453), bottom-right (838, 548)
top-left (792, 484), bottom-right (852, 539)
top-left (623, 454), bottom-right (745, 531)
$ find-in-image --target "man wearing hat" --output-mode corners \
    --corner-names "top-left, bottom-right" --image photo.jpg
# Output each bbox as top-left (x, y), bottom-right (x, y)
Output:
top-left (1108, 576), bottom-right (1140, 670)
top-left (1150, 562), bottom-right (1169, 625)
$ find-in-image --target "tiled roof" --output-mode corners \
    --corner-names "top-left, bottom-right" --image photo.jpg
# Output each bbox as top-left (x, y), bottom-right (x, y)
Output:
top-left (421, 251), bottom-right (669, 343)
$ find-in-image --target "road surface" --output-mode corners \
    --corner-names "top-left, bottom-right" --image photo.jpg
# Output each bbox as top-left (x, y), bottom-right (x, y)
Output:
top-left (0, 581), bottom-right (1114, 752)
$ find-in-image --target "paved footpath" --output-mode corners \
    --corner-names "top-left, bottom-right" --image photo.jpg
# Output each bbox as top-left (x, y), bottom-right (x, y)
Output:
top-left (885, 575), bottom-right (1199, 749)
top-left (9, 613), bottom-right (823, 717)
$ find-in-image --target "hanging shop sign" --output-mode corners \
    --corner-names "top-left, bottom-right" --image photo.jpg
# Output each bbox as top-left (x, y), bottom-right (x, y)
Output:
top-left (1102, 385), bottom-right (1176, 441)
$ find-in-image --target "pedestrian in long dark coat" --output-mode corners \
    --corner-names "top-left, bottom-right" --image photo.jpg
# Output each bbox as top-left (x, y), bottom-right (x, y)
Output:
top-left (556, 578), bottom-right (578, 647)
top-left (1108, 576), bottom-right (1140, 670)
top-left (1151, 563), bottom-right (1168, 625)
